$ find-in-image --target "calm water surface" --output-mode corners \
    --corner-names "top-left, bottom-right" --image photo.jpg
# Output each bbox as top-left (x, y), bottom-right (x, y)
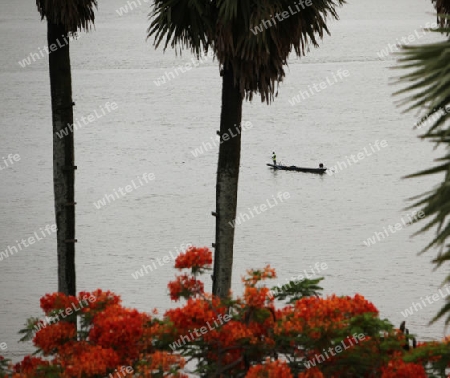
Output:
top-left (0, 0), bottom-right (448, 360)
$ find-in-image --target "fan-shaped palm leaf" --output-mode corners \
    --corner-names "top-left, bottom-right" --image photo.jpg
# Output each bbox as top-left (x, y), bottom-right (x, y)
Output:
top-left (36, 0), bottom-right (97, 33)
top-left (215, 0), bottom-right (344, 102)
top-left (149, 0), bottom-right (344, 102)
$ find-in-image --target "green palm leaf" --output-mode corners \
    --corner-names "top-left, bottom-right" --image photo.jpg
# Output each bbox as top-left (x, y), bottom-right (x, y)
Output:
top-left (396, 22), bottom-right (450, 324)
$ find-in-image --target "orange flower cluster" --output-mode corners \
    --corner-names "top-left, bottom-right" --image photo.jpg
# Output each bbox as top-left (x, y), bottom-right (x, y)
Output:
top-left (89, 304), bottom-right (151, 363)
top-left (165, 296), bottom-right (226, 335)
top-left (243, 265), bottom-right (277, 287)
top-left (57, 342), bottom-right (121, 377)
top-left (13, 356), bottom-right (49, 376)
top-left (216, 320), bottom-right (258, 347)
top-left (135, 351), bottom-right (187, 377)
top-left (167, 274), bottom-right (204, 301)
top-left (380, 358), bottom-right (427, 378)
top-left (78, 289), bottom-right (121, 313)
top-left (39, 290), bottom-right (120, 318)
top-left (33, 321), bottom-right (76, 354)
top-left (275, 294), bottom-right (378, 340)
top-left (297, 367), bottom-right (325, 378)
top-left (244, 286), bottom-right (274, 308)
top-left (4, 247), bottom-right (450, 378)
top-left (10, 290), bottom-right (156, 378)
top-left (174, 246), bottom-right (212, 270)
top-left (294, 294), bottom-right (378, 322)
top-left (245, 358), bottom-right (293, 378)
top-left (39, 292), bottom-right (79, 315)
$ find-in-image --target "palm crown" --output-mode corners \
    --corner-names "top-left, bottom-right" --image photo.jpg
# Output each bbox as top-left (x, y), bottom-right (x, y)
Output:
top-left (36, 0), bottom-right (97, 32)
top-left (149, 0), bottom-right (345, 103)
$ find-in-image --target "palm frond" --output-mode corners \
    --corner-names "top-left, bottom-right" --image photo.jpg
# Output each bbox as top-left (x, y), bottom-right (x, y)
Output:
top-left (148, 0), bottom-right (345, 103)
top-left (432, 297), bottom-right (450, 325)
top-left (394, 35), bottom-right (450, 135)
top-left (432, 0), bottom-right (450, 30)
top-left (36, 0), bottom-right (97, 33)
top-left (396, 24), bottom-right (450, 323)
top-left (215, 0), bottom-right (345, 103)
top-left (147, 0), bottom-right (213, 57)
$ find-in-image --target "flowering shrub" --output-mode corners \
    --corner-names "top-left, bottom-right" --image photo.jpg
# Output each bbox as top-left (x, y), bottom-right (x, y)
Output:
top-left (1, 246), bottom-right (450, 377)
top-left (174, 246), bottom-right (212, 273)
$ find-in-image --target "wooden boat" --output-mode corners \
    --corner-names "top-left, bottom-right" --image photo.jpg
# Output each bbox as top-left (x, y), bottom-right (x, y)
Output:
top-left (267, 163), bottom-right (327, 174)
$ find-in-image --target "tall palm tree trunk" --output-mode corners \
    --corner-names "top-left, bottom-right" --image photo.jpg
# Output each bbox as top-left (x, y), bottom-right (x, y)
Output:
top-left (212, 67), bottom-right (243, 299)
top-left (48, 21), bottom-right (76, 296)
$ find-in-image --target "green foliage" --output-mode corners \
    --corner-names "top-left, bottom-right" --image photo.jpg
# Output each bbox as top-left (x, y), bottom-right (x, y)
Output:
top-left (405, 340), bottom-right (450, 377)
top-left (396, 21), bottom-right (450, 325)
top-left (0, 357), bottom-right (10, 378)
top-left (270, 277), bottom-right (323, 304)
top-left (18, 317), bottom-right (40, 343)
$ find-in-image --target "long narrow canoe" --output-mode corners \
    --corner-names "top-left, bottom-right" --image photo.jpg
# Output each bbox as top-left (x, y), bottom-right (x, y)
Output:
top-left (267, 163), bottom-right (327, 174)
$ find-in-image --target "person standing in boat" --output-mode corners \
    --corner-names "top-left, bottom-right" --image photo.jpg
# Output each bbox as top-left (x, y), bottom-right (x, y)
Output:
top-left (272, 152), bottom-right (277, 166)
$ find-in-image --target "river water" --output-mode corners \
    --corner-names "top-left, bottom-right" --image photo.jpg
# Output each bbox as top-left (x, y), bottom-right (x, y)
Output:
top-left (0, 0), bottom-right (448, 361)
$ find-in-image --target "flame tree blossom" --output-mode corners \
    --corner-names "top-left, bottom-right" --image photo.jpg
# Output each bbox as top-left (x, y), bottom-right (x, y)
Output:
top-left (2, 247), bottom-right (450, 377)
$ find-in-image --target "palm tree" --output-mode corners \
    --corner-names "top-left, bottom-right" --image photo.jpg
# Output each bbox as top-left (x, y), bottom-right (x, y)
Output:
top-left (432, 0), bottom-right (450, 28)
top-left (36, 0), bottom-right (97, 296)
top-left (149, 0), bottom-right (344, 299)
top-left (395, 5), bottom-right (450, 323)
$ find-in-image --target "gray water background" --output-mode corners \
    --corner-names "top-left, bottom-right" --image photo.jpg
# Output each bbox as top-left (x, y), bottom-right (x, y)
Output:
top-left (0, 0), bottom-right (449, 360)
